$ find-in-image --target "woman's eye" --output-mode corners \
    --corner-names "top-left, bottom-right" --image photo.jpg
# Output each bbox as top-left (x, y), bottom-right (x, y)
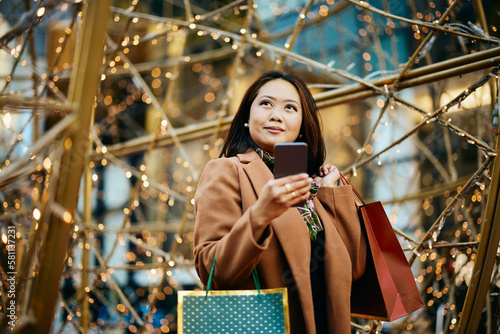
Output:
top-left (260, 100), bottom-right (271, 106)
top-left (286, 104), bottom-right (298, 111)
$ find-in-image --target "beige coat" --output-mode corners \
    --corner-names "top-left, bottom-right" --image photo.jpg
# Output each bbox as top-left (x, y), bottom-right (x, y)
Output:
top-left (194, 150), bottom-right (366, 333)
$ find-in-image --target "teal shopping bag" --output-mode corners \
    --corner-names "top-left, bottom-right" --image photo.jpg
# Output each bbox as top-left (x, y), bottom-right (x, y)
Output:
top-left (178, 255), bottom-right (290, 334)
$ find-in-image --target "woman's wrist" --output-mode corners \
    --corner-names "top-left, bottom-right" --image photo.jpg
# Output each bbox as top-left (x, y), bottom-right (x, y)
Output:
top-left (249, 205), bottom-right (272, 244)
top-left (249, 205), bottom-right (269, 228)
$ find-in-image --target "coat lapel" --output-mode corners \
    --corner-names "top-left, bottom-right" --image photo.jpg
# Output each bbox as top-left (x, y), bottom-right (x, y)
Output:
top-left (238, 150), bottom-right (272, 198)
top-left (238, 150), bottom-right (313, 315)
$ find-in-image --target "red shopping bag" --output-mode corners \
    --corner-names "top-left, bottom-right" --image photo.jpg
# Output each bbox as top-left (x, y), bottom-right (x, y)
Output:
top-left (341, 174), bottom-right (424, 321)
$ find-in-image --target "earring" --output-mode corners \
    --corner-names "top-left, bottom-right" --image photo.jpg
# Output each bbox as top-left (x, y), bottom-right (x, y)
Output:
top-left (244, 123), bottom-right (249, 128)
top-left (299, 134), bottom-right (303, 138)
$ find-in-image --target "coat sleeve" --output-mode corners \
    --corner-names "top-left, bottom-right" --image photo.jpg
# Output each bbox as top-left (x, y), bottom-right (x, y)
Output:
top-left (316, 185), bottom-right (367, 280)
top-left (193, 158), bottom-right (273, 289)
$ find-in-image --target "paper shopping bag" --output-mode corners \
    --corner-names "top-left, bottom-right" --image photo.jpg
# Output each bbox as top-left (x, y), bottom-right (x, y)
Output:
top-left (178, 288), bottom-right (290, 333)
top-left (340, 173), bottom-right (424, 321)
top-left (178, 255), bottom-right (290, 333)
top-left (351, 201), bottom-right (424, 321)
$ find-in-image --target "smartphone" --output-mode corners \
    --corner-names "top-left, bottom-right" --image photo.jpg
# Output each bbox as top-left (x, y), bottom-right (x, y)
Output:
top-left (274, 142), bottom-right (308, 179)
top-left (274, 143), bottom-right (308, 206)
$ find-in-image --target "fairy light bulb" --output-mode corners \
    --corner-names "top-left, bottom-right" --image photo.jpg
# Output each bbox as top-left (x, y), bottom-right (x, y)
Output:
top-left (37, 7), bottom-right (45, 17)
top-left (3, 112), bottom-right (11, 128)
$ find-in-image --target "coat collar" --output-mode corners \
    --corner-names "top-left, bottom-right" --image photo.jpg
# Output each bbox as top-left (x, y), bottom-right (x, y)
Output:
top-left (236, 149), bottom-right (261, 164)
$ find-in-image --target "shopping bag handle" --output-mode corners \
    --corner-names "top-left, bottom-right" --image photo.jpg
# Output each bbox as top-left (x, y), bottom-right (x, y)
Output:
top-left (339, 172), bottom-right (366, 206)
top-left (206, 253), bottom-right (261, 299)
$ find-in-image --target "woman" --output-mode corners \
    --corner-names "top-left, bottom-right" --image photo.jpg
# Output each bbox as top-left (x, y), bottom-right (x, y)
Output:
top-left (193, 71), bottom-right (366, 333)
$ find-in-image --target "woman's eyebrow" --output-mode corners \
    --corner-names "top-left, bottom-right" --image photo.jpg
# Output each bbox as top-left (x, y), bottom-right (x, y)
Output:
top-left (259, 95), bottom-right (299, 104)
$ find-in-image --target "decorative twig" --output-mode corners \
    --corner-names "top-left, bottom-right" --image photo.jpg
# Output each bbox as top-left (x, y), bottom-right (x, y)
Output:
top-left (408, 156), bottom-right (494, 266)
top-left (0, 0), bottom-right (63, 47)
top-left (275, 0), bottom-right (314, 71)
top-left (0, 114), bottom-right (76, 188)
top-left (344, 0), bottom-right (500, 47)
top-left (82, 228), bottom-right (148, 331)
top-left (391, 0), bottom-right (461, 89)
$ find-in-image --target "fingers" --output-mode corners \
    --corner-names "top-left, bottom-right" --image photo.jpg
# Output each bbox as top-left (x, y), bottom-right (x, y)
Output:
top-left (282, 181), bottom-right (309, 199)
top-left (318, 165), bottom-right (338, 176)
top-left (278, 176), bottom-right (311, 193)
top-left (289, 188), bottom-right (310, 206)
top-left (268, 174), bottom-right (312, 205)
top-left (275, 173), bottom-right (310, 185)
top-left (255, 175), bottom-right (311, 222)
top-left (318, 165), bottom-right (328, 176)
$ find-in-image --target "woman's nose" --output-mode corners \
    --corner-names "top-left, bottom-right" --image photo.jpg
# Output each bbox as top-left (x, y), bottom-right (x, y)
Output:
top-left (269, 108), bottom-right (283, 122)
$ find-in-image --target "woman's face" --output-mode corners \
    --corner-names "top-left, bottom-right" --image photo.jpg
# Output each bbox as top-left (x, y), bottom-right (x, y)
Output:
top-left (248, 79), bottom-right (303, 155)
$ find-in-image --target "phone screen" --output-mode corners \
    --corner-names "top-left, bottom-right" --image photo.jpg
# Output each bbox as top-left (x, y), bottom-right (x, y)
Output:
top-left (274, 142), bottom-right (308, 179)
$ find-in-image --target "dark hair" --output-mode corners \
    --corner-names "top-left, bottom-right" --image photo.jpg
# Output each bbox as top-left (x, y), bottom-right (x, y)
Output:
top-left (219, 70), bottom-right (326, 176)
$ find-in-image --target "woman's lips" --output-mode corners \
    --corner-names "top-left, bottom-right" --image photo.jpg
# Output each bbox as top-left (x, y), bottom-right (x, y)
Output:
top-left (265, 126), bottom-right (284, 134)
